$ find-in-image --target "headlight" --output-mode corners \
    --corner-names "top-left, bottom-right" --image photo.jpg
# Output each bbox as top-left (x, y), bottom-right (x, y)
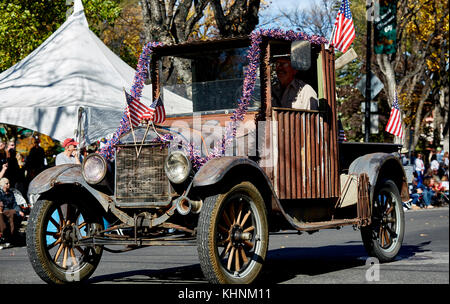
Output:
top-left (82, 153), bottom-right (107, 184)
top-left (164, 151), bottom-right (191, 184)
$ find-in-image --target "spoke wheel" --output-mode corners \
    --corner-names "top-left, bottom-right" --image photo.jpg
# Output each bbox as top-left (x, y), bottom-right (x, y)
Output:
top-left (361, 180), bottom-right (404, 262)
top-left (197, 181), bottom-right (268, 284)
top-left (27, 199), bottom-right (103, 284)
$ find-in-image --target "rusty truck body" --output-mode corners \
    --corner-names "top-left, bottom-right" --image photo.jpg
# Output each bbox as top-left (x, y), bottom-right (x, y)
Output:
top-left (26, 34), bottom-right (408, 284)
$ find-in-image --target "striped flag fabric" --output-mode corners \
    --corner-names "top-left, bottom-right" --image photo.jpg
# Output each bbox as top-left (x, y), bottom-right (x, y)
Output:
top-left (385, 92), bottom-right (403, 137)
top-left (330, 0), bottom-right (356, 53)
top-left (125, 90), bottom-right (151, 127)
top-left (338, 120), bottom-right (347, 142)
top-left (142, 95), bottom-right (166, 124)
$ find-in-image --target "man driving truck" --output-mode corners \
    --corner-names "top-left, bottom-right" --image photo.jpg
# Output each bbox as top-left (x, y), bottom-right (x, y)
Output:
top-left (272, 55), bottom-right (319, 110)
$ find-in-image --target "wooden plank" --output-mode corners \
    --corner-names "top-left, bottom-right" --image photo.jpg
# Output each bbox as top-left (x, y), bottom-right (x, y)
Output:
top-left (284, 111), bottom-right (291, 199)
top-left (300, 113), bottom-right (306, 198)
top-left (305, 113), bottom-right (311, 198)
top-left (278, 111), bottom-right (285, 199)
top-left (318, 114), bottom-right (325, 197)
top-left (320, 46), bottom-right (330, 198)
top-left (310, 112), bottom-right (317, 198)
top-left (330, 50), bottom-right (340, 197)
top-left (295, 112), bottom-right (302, 198)
top-left (290, 111), bottom-right (297, 198)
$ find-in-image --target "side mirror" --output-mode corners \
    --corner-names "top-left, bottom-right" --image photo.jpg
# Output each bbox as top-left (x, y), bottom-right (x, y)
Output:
top-left (291, 40), bottom-right (311, 71)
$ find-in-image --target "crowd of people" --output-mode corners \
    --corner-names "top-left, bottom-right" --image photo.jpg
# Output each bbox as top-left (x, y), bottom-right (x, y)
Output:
top-left (0, 136), bottom-right (91, 249)
top-left (405, 148), bottom-right (449, 210)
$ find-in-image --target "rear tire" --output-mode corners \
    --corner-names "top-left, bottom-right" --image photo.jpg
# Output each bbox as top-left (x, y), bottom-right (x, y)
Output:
top-left (197, 181), bottom-right (268, 284)
top-left (361, 180), bottom-right (404, 262)
top-left (26, 199), bottom-right (103, 284)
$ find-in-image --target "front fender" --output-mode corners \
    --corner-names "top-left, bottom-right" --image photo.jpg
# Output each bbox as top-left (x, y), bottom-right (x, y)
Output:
top-left (193, 157), bottom-right (269, 187)
top-left (348, 153), bottom-right (409, 202)
top-left (28, 164), bottom-right (110, 211)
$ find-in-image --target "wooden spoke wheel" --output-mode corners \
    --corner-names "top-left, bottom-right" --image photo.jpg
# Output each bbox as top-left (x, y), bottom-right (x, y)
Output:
top-left (27, 199), bottom-right (103, 284)
top-left (361, 180), bottom-right (405, 262)
top-left (197, 181), bottom-right (268, 284)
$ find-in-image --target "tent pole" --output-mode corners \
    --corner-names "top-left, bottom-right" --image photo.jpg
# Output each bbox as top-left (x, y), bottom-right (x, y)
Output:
top-left (77, 106), bottom-right (84, 157)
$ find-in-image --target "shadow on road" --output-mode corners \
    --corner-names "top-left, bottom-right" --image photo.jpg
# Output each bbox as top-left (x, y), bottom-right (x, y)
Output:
top-left (88, 242), bottom-right (432, 284)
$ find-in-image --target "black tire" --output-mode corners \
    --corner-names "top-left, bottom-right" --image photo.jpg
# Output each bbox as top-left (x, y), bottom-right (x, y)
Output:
top-left (197, 181), bottom-right (268, 284)
top-left (26, 199), bottom-right (103, 284)
top-left (361, 179), bottom-right (405, 262)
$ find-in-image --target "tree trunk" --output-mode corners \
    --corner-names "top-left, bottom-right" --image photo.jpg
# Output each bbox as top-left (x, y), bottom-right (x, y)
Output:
top-left (210, 0), bottom-right (261, 37)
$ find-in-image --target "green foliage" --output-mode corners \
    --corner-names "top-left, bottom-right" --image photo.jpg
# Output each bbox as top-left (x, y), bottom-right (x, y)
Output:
top-left (0, 0), bottom-right (66, 72)
top-left (0, 0), bottom-right (122, 73)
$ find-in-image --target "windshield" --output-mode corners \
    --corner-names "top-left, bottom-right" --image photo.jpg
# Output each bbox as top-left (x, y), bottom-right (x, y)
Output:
top-left (159, 47), bottom-right (261, 116)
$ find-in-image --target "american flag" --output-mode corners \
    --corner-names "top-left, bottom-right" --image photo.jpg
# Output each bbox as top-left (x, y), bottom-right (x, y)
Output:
top-left (125, 90), bottom-right (151, 128)
top-left (338, 120), bottom-right (347, 142)
top-left (331, 0), bottom-right (356, 53)
top-left (385, 92), bottom-right (403, 137)
top-left (142, 95), bottom-right (166, 124)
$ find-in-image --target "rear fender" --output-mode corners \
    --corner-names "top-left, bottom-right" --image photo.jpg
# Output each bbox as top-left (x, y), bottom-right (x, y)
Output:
top-left (348, 153), bottom-right (409, 202)
top-left (28, 164), bottom-right (110, 211)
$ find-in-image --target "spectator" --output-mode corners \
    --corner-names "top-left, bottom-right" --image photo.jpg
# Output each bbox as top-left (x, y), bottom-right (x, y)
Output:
top-left (409, 177), bottom-right (425, 210)
top-left (4, 139), bottom-right (25, 196)
top-left (0, 139), bottom-right (6, 162)
top-left (430, 154), bottom-right (440, 171)
top-left (414, 153), bottom-right (425, 183)
top-left (0, 177), bottom-right (24, 247)
top-left (0, 163), bottom-right (7, 179)
top-left (441, 151), bottom-right (449, 177)
top-left (25, 136), bottom-right (46, 181)
top-left (438, 175), bottom-right (449, 192)
top-left (55, 138), bottom-right (81, 165)
top-left (436, 147), bottom-right (444, 163)
top-left (422, 177), bottom-right (436, 208)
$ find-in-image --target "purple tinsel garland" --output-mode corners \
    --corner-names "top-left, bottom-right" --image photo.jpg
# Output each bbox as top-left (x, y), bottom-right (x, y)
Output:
top-left (99, 29), bottom-right (327, 168)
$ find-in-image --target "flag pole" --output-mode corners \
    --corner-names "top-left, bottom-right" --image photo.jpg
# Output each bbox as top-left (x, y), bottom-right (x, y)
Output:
top-left (136, 93), bottom-right (160, 158)
top-left (137, 120), bottom-right (151, 158)
top-left (364, 0), bottom-right (373, 142)
top-left (123, 88), bottom-right (139, 156)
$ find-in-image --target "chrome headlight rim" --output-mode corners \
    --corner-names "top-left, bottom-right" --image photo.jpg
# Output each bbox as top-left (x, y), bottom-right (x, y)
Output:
top-left (82, 153), bottom-right (107, 185)
top-left (164, 150), bottom-right (192, 184)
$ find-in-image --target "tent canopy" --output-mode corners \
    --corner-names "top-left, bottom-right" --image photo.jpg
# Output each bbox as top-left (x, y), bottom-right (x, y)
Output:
top-left (0, 0), bottom-right (187, 145)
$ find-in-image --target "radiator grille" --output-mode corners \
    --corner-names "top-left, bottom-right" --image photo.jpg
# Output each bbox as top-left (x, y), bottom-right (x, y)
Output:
top-left (115, 144), bottom-right (169, 205)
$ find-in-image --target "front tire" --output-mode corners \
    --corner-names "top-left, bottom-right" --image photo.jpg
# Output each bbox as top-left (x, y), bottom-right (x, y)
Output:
top-left (197, 181), bottom-right (268, 284)
top-left (361, 180), bottom-right (405, 262)
top-left (26, 199), bottom-right (103, 284)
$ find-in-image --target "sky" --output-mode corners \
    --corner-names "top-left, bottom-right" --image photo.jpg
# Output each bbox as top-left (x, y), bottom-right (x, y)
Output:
top-left (259, 0), bottom-right (317, 29)
top-left (268, 0), bottom-right (315, 11)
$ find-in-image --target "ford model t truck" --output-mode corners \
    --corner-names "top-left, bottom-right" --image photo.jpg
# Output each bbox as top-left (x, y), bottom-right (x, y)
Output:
top-left (26, 31), bottom-right (408, 284)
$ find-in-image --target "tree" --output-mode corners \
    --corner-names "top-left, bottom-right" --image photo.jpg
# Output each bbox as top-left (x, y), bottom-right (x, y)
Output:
top-left (392, 0), bottom-right (449, 150)
top-left (210, 0), bottom-right (261, 37)
top-left (275, 0), bottom-right (338, 37)
top-left (139, 0), bottom-right (262, 86)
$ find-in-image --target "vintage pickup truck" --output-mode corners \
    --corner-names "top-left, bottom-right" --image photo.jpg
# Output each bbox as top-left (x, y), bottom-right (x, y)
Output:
top-left (26, 30), bottom-right (408, 284)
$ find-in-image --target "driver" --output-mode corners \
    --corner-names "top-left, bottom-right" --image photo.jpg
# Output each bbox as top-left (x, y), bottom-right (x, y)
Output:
top-left (272, 56), bottom-right (319, 110)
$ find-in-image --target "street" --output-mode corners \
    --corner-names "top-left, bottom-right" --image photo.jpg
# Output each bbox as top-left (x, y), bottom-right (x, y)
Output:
top-left (1, 207), bottom-right (448, 285)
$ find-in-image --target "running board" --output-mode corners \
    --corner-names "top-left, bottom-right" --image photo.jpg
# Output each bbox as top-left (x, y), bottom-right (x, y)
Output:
top-left (294, 218), bottom-right (361, 231)
top-left (77, 235), bottom-right (197, 247)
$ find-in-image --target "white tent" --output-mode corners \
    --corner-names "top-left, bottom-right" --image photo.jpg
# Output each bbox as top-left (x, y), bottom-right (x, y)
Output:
top-left (0, 0), bottom-right (157, 145)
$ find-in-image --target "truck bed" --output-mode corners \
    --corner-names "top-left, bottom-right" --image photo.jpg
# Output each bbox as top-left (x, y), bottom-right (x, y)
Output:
top-left (339, 142), bottom-right (401, 172)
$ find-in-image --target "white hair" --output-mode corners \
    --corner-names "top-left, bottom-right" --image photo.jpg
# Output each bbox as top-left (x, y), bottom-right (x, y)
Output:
top-left (0, 177), bottom-right (9, 188)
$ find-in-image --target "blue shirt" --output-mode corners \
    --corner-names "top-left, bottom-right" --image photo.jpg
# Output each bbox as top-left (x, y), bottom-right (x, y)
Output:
top-left (0, 189), bottom-right (21, 214)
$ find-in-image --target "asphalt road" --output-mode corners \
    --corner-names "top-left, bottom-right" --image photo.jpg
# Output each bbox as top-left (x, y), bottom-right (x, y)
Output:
top-left (1, 207), bottom-right (448, 285)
